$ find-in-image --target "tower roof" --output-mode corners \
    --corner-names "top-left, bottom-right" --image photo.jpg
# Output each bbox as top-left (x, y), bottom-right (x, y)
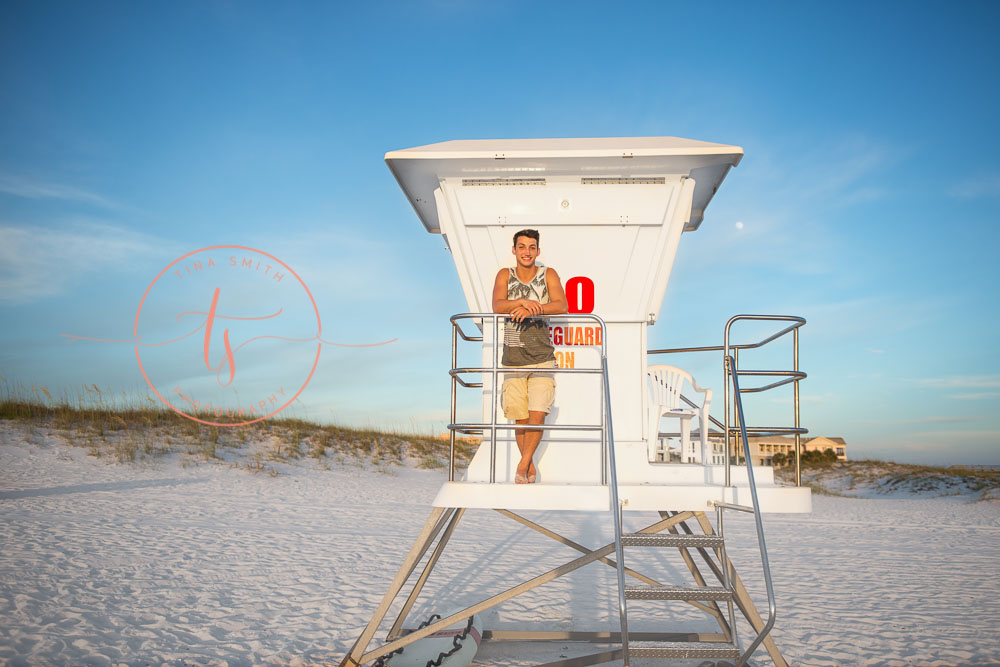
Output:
top-left (385, 136), bottom-right (743, 232)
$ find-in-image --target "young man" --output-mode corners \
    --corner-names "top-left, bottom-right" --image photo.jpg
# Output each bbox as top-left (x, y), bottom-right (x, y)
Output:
top-left (491, 229), bottom-right (567, 484)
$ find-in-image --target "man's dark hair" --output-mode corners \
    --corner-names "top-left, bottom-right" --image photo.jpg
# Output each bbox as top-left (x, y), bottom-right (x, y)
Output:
top-left (513, 229), bottom-right (540, 246)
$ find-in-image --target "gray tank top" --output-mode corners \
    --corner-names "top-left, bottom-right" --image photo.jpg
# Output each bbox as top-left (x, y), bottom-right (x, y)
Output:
top-left (502, 265), bottom-right (556, 366)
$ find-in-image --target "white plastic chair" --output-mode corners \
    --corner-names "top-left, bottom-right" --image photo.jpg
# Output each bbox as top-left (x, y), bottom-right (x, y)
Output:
top-left (647, 364), bottom-right (713, 464)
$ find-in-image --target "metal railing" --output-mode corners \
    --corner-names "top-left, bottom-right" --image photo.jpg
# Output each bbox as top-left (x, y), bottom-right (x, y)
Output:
top-left (446, 312), bottom-right (631, 661)
top-left (602, 353), bottom-right (630, 666)
top-left (446, 313), bottom-right (610, 484)
top-left (723, 315), bottom-right (807, 487)
top-left (448, 313), bottom-right (628, 664)
top-left (726, 354), bottom-right (776, 664)
top-left (446, 312), bottom-right (796, 664)
top-left (649, 314), bottom-right (808, 486)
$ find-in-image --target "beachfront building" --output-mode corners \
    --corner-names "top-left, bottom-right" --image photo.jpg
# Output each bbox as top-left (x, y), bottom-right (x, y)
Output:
top-left (664, 435), bottom-right (847, 467)
top-left (653, 432), bottom-right (725, 465)
top-left (804, 436), bottom-right (847, 461)
top-left (741, 435), bottom-right (848, 466)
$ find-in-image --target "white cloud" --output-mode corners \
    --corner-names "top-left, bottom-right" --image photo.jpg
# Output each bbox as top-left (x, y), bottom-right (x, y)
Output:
top-left (770, 394), bottom-right (829, 405)
top-left (794, 294), bottom-right (945, 341)
top-left (0, 221), bottom-right (182, 305)
top-left (0, 174), bottom-right (120, 209)
top-left (747, 136), bottom-right (896, 211)
top-left (862, 433), bottom-right (1000, 465)
top-left (948, 392), bottom-right (1000, 401)
top-left (913, 375), bottom-right (1000, 389)
top-left (240, 225), bottom-right (443, 308)
top-left (691, 135), bottom-right (897, 276)
top-left (907, 429), bottom-right (1000, 440)
top-left (949, 174), bottom-right (1000, 199)
top-left (857, 415), bottom-right (980, 425)
top-left (839, 186), bottom-right (890, 206)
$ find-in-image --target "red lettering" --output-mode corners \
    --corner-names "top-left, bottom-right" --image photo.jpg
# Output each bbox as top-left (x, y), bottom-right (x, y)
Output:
top-left (584, 328), bottom-right (594, 345)
top-left (566, 276), bottom-right (595, 314)
top-left (552, 326), bottom-right (563, 345)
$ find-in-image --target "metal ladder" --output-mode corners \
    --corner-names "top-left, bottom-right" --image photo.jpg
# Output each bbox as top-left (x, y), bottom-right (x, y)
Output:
top-left (605, 351), bottom-right (774, 665)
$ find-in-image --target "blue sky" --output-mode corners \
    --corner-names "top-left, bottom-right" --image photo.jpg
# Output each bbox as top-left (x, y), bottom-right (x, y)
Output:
top-left (1, 1), bottom-right (998, 463)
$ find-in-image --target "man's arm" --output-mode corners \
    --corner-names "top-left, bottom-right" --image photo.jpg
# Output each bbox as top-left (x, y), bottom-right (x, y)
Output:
top-left (541, 268), bottom-right (568, 314)
top-left (492, 269), bottom-right (543, 321)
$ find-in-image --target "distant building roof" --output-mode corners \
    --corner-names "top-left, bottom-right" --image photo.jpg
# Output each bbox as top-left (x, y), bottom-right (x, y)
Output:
top-left (805, 436), bottom-right (846, 446)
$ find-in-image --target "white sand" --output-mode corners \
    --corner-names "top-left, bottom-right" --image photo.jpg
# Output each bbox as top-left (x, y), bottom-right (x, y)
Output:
top-left (1, 421), bottom-right (998, 666)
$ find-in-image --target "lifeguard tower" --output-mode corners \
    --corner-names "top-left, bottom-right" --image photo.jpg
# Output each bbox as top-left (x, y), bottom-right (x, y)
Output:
top-left (340, 138), bottom-right (811, 666)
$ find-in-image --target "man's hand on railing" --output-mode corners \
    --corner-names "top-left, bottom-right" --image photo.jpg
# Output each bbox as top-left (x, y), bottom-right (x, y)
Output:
top-left (509, 299), bottom-right (544, 322)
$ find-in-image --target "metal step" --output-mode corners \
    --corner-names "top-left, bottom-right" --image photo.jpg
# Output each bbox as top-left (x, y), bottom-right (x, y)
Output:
top-left (628, 641), bottom-right (741, 659)
top-left (620, 532), bottom-right (724, 549)
top-left (624, 584), bottom-right (732, 601)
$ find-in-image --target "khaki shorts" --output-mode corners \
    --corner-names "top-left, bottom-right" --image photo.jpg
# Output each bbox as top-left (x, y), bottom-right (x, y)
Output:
top-left (501, 360), bottom-right (556, 420)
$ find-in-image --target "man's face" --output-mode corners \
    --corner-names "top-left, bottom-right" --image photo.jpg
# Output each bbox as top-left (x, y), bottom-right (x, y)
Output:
top-left (512, 236), bottom-right (539, 268)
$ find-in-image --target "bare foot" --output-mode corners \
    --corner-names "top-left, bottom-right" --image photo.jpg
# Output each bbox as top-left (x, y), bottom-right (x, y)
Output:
top-left (514, 461), bottom-right (538, 484)
top-left (516, 460), bottom-right (533, 484)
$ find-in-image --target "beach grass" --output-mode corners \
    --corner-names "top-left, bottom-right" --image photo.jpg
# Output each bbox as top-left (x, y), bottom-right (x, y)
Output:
top-left (0, 380), bottom-right (475, 472)
top-left (4, 379), bottom-right (994, 495)
top-left (775, 457), bottom-right (1000, 498)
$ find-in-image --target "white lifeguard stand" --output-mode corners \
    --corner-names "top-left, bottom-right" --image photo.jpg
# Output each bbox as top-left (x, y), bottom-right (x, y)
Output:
top-left (340, 138), bottom-right (811, 667)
